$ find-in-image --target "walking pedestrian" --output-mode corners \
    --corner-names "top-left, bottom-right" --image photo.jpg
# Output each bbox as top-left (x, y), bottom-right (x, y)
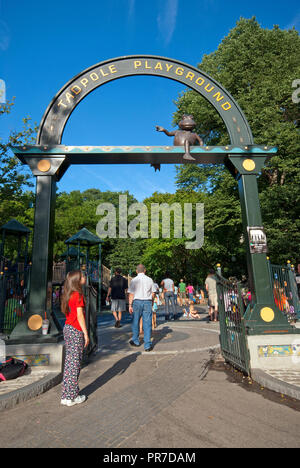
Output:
top-left (178, 279), bottom-right (187, 306)
top-left (186, 282), bottom-right (194, 301)
top-left (152, 295), bottom-right (158, 329)
top-left (106, 267), bottom-right (128, 328)
top-left (161, 273), bottom-right (177, 320)
top-left (199, 288), bottom-right (205, 304)
top-left (128, 264), bottom-right (156, 351)
top-left (153, 281), bottom-right (160, 296)
top-left (60, 270), bottom-right (89, 407)
top-left (174, 284), bottom-right (178, 305)
top-left (205, 269), bottom-right (218, 322)
top-left (159, 286), bottom-right (165, 305)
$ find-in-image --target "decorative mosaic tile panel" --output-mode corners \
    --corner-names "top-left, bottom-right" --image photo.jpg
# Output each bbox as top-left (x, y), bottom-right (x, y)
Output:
top-left (12, 354), bottom-right (50, 366)
top-left (258, 345), bottom-right (300, 358)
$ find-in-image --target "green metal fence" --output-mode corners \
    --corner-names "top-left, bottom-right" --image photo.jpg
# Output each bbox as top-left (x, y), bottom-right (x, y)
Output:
top-left (0, 266), bottom-right (31, 336)
top-left (83, 282), bottom-right (98, 357)
top-left (268, 261), bottom-right (300, 322)
top-left (217, 275), bottom-right (250, 375)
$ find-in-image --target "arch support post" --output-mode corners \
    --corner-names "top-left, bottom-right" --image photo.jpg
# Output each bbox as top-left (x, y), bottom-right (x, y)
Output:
top-left (10, 157), bottom-right (67, 342)
top-left (30, 174), bottom-right (56, 319)
top-left (226, 154), bottom-right (296, 335)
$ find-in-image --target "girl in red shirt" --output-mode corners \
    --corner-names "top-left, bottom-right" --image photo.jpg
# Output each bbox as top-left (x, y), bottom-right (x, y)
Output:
top-left (60, 270), bottom-right (89, 406)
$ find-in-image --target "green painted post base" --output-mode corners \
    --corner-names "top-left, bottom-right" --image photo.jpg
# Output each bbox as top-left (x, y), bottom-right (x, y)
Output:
top-left (243, 303), bottom-right (300, 336)
top-left (224, 153), bottom-right (300, 337)
top-left (7, 316), bottom-right (63, 344)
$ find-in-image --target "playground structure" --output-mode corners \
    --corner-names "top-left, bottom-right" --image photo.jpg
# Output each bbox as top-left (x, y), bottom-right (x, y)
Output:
top-left (52, 261), bottom-right (112, 289)
top-left (4, 54), bottom-right (300, 374)
top-left (0, 220), bottom-right (31, 337)
top-left (0, 222), bottom-right (134, 338)
top-left (0, 256), bottom-right (130, 338)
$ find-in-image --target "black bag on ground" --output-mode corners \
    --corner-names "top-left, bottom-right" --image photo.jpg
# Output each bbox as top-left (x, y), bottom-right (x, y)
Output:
top-left (0, 358), bottom-right (28, 381)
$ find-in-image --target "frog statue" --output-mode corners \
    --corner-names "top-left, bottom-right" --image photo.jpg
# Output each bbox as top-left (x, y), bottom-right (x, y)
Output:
top-left (156, 114), bottom-right (203, 161)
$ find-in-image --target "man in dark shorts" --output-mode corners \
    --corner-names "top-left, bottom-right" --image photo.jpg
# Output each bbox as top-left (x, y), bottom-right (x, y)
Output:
top-left (205, 269), bottom-right (218, 322)
top-left (106, 268), bottom-right (128, 328)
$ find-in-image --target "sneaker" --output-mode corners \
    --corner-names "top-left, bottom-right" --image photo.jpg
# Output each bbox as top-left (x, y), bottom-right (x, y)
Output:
top-left (62, 395), bottom-right (86, 407)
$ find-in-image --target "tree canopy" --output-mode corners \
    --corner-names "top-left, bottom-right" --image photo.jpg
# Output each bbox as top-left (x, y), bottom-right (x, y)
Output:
top-left (173, 17), bottom-right (300, 267)
top-left (0, 99), bottom-right (35, 205)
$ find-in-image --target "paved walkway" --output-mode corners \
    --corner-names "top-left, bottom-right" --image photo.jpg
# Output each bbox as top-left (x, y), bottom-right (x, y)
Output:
top-left (0, 308), bottom-right (219, 409)
top-left (0, 307), bottom-right (300, 448)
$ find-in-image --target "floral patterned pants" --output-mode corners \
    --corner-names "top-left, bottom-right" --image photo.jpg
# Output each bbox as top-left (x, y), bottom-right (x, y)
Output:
top-left (61, 325), bottom-right (84, 400)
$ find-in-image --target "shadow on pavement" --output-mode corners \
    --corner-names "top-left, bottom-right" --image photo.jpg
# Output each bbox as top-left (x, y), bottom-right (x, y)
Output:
top-left (151, 325), bottom-right (173, 347)
top-left (81, 352), bottom-right (140, 398)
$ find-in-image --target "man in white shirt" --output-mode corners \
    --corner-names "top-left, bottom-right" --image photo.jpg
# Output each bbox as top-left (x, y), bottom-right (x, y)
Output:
top-left (128, 264), bottom-right (156, 351)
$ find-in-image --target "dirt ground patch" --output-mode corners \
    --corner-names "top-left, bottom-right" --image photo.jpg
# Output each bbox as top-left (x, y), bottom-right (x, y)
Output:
top-left (210, 358), bottom-right (300, 412)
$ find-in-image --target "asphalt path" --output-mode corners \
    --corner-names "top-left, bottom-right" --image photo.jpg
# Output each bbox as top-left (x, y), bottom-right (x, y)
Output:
top-left (1, 307), bottom-right (299, 449)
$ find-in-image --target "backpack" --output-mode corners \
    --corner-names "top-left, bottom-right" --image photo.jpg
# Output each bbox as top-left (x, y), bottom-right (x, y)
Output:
top-left (0, 357), bottom-right (28, 381)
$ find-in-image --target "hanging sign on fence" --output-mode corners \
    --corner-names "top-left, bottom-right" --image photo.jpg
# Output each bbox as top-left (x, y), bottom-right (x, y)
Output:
top-left (247, 226), bottom-right (268, 254)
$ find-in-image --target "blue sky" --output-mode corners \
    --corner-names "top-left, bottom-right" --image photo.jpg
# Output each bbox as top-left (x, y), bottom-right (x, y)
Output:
top-left (1, 0), bottom-right (299, 200)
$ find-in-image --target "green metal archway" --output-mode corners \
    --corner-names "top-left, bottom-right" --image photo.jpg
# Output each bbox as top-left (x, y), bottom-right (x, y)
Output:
top-left (9, 55), bottom-right (295, 342)
top-left (36, 55), bottom-right (253, 146)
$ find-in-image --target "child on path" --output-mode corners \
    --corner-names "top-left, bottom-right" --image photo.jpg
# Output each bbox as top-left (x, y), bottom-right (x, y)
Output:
top-left (140, 295), bottom-right (158, 335)
top-left (183, 300), bottom-right (201, 319)
top-left (60, 270), bottom-right (89, 407)
top-left (189, 300), bottom-right (201, 319)
top-left (152, 295), bottom-right (158, 329)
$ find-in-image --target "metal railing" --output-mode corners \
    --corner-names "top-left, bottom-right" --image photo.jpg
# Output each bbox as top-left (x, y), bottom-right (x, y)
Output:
top-left (217, 274), bottom-right (250, 375)
top-left (52, 262), bottom-right (66, 283)
top-left (84, 282), bottom-right (98, 356)
top-left (268, 261), bottom-right (300, 322)
top-left (0, 265), bottom-right (31, 336)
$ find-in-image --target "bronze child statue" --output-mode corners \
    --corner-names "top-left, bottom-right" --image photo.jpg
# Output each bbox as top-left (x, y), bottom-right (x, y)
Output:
top-left (156, 114), bottom-right (203, 161)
